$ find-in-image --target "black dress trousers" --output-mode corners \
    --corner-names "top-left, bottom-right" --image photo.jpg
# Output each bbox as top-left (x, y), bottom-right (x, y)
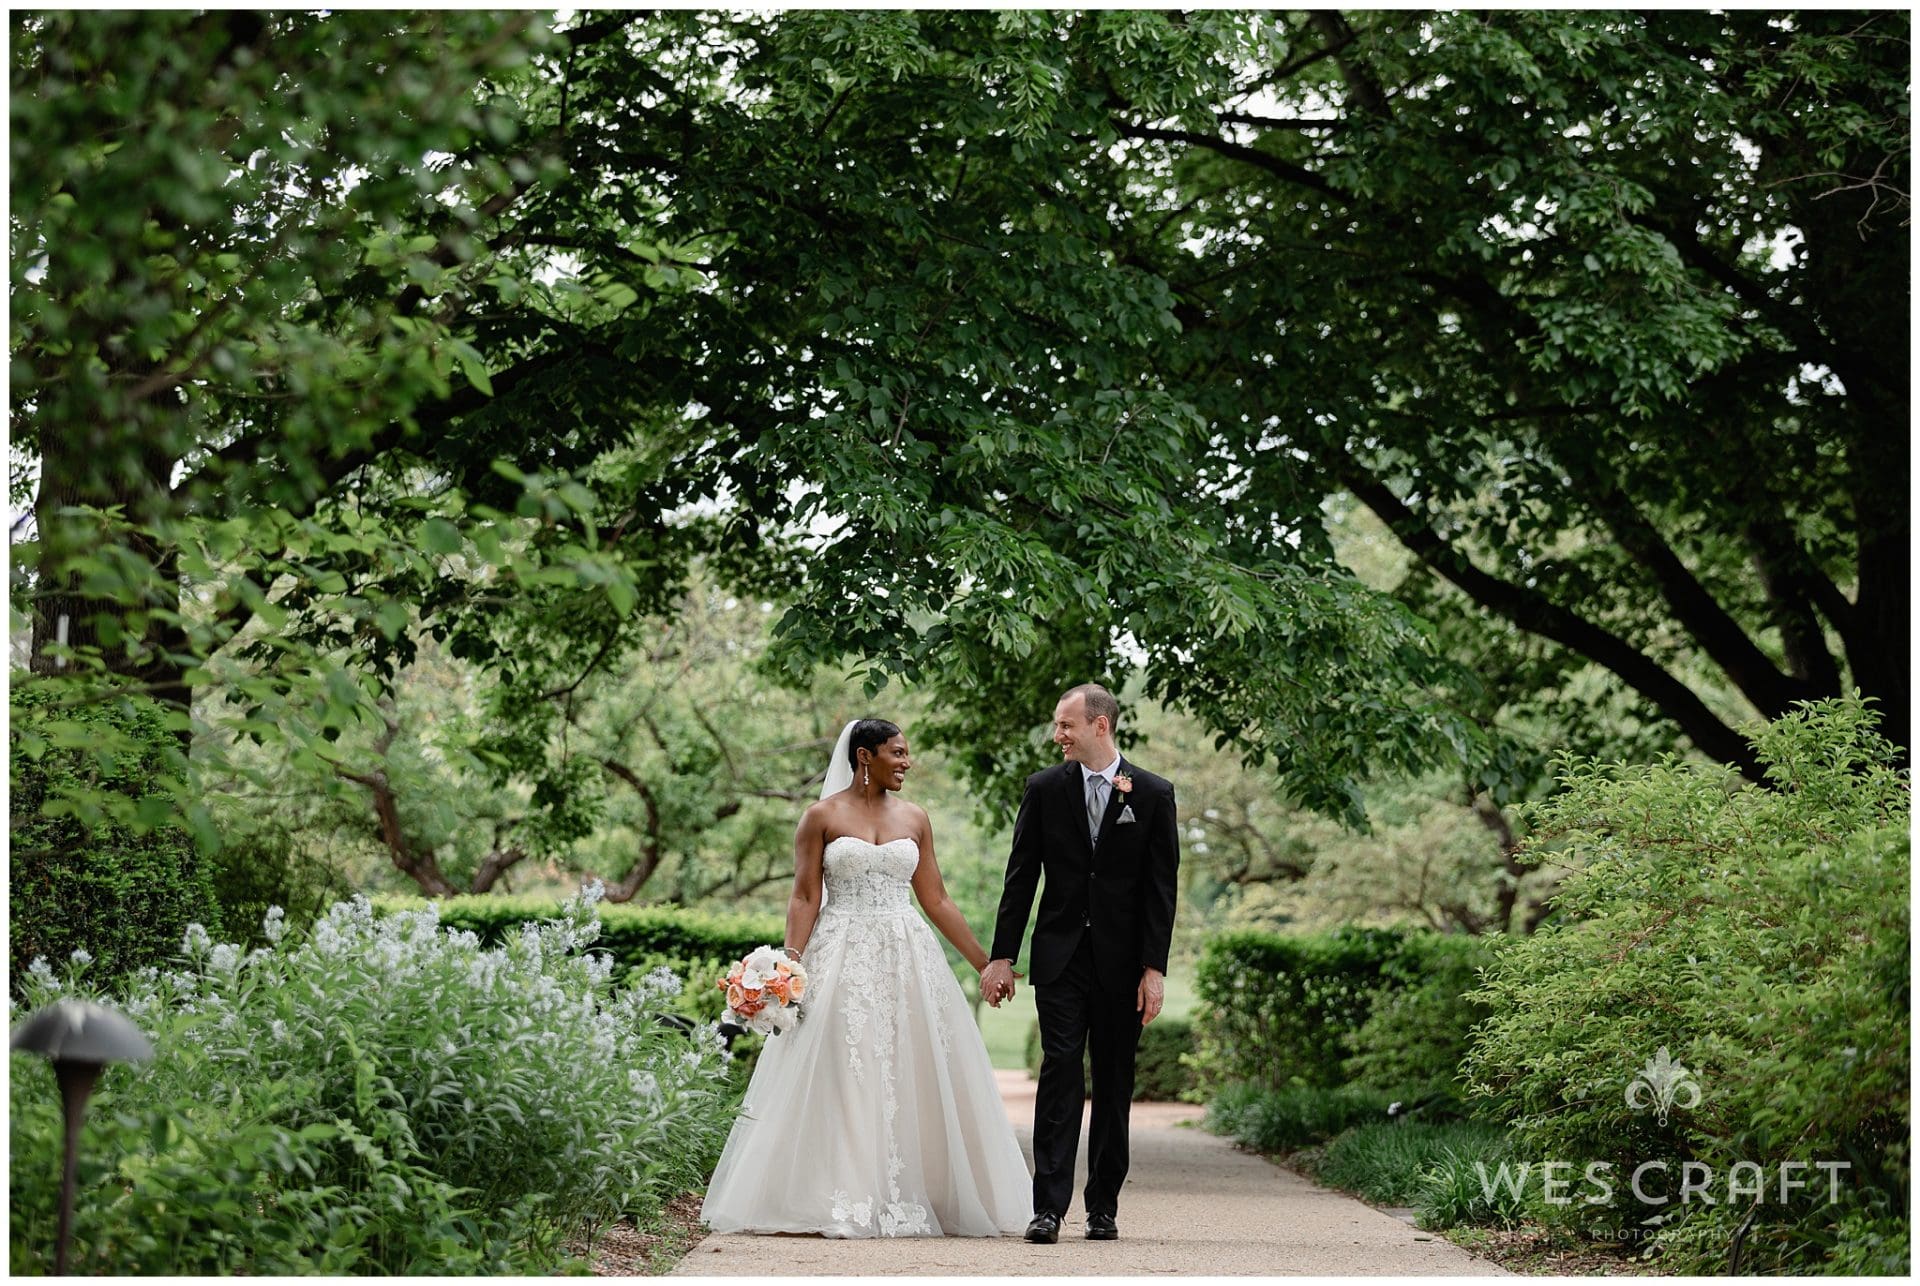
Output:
top-left (1030, 930), bottom-right (1144, 1219)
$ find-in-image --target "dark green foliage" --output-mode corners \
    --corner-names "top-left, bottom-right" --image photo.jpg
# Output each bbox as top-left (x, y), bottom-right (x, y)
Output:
top-left (1195, 928), bottom-right (1497, 1100)
top-left (14, 10), bottom-right (1911, 863)
top-left (1024, 1017), bottom-right (1198, 1102)
top-left (8, 1062), bottom-right (546, 1275)
top-left (1464, 698), bottom-right (1909, 1274)
top-left (1204, 1081), bottom-right (1396, 1154)
top-left (205, 821), bottom-right (346, 950)
top-left (1190, 927), bottom-right (1408, 1092)
top-left (1310, 1120), bottom-right (1513, 1208)
top-left (1343, 934), bottom-right (1494, 1105)
top-left (1134, 1019), bottom-right (1197, 1103)
top-left (9, 682), bottom-right (220, 991)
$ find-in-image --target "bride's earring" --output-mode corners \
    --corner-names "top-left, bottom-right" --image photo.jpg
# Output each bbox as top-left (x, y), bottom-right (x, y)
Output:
top-left (862, 764), bottom-right (870, 789)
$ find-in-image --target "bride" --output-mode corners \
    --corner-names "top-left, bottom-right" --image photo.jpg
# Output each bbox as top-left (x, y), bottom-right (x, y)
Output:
top-left (699, 718), bottom-right (1034, 1238)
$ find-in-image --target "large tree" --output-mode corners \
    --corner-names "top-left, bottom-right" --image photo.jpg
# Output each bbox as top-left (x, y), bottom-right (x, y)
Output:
top-left (13, 11), bottom-right (1907, 847)
top-left (1096, 8), bottom-right (1909, 774)
top-left (508, 9), bottom-right (1906, 801)
top-left (11, 11), bottom-right (678, 839)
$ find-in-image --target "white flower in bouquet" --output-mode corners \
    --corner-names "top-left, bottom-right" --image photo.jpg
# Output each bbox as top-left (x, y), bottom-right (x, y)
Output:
top-left (719, 946), bottom-right (808, 1035)
top-left (739, 944), bottom-right (784, 991)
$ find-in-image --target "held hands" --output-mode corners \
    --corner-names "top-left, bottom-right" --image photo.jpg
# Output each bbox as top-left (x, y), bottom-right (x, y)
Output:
top-left (979, 958), bottom-right (1022, 1007)
top-left (1137, 966), bottom-right (1165, 1027)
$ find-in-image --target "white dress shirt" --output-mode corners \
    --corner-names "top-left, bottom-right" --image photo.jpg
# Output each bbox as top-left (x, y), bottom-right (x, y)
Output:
top-left (1081, 755), bottom-right (1122, 791)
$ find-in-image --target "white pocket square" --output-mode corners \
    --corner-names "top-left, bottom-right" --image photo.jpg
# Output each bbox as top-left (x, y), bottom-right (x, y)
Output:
top-left (1117, 805), bottom-right (1137, 824)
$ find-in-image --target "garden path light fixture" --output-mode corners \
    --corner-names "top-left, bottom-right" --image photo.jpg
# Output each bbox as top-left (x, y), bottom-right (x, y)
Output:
top-left (11, 998), bottom-right (154, 1274)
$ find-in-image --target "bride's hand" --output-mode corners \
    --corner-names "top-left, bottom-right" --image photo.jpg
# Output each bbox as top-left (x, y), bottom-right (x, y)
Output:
top-left (979, 958), bottom-right (1020, 1007)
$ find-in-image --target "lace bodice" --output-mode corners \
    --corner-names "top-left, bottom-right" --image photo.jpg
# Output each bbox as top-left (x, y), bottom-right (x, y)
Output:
top-left (821, 835), bottom-right (920, 915)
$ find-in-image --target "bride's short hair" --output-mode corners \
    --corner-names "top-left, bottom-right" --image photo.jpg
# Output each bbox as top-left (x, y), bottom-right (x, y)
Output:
top-left (848, 718), bottom-right (902, 766)
top-left (1061, 683), bottom-right (1120, 732)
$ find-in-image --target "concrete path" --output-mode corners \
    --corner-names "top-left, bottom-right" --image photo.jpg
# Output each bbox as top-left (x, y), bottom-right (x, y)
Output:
top-left (674, 1070), bottom-right (1504, 1276)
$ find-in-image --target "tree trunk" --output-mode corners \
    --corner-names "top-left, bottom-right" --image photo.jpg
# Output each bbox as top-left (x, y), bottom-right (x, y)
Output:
top-left (28, 411), bottom-right (193, 744)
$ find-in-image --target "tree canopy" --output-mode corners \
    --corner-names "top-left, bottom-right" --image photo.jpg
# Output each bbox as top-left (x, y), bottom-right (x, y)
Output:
top-left (12, 10), bottom-right (1908, 844)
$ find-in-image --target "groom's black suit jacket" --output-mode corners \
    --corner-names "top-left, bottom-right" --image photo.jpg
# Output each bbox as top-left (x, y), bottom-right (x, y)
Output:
top-left (990, 758), bottom-right (1180, 987)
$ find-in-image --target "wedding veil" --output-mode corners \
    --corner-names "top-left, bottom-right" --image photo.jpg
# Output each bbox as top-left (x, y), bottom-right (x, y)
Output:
top-left (819, 720), bottom-right (858, 800)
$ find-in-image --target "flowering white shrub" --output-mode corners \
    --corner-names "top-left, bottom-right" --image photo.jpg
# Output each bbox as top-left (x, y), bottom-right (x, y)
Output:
top-left (12, 887), bottom-right (736, 1270)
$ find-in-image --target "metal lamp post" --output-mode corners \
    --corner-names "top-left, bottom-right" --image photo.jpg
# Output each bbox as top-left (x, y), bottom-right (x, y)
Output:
top-left (10, 998), bottom-right (154, 1274)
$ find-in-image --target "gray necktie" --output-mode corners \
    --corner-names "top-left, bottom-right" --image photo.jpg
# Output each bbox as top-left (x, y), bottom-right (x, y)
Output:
top-left (1086, 773), bottom-right (1107, 843)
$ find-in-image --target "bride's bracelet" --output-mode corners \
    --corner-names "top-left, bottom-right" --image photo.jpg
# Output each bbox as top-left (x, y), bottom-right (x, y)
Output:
top-left (781, 945), bottom-right (802, 961)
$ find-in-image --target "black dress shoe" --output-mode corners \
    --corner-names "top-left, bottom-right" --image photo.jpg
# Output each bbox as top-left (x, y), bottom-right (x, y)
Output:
top-left (1086, 1212), bottom-right (1118, 1240)
top-left (1024, 1212), bottom-right (1061, 1244)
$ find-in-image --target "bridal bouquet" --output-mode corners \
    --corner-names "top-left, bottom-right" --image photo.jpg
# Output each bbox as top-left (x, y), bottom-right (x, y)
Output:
top-left (719, 945), bottom-right (808, 1035)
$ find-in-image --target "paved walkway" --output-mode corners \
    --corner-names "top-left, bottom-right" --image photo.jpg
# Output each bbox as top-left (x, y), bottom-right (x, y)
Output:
top-left (674, 1070), bottom-right (1504, 1276)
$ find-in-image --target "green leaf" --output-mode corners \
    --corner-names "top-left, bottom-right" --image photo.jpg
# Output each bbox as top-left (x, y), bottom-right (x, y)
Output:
top-left (420, 519), bottom-right (463, 557)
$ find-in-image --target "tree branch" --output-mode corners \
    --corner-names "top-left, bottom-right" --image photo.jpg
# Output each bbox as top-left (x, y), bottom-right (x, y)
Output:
top-left (1579, 473), bottom-right (1818, 718)
top-left (543, 630), bottom-right (624, 701)
top-left (1112, 122), bottom-right (1336, 196)
top-left (1216, 110), bottom-right (1346, 131)
top-left (330, 710), bottom-right (458, 896)
top-left (470, 845), bottom-right (528, 894)
top-left (598, 756), bottom-right (665, 902)
top-left (1331, 446), bottom-right (1764, 778)
top-left (1307, 11), bottom-right (1392, 118)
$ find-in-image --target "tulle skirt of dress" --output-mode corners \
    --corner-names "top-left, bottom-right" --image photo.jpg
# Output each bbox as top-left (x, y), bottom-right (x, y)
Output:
top-left (699, 902), bottom-right (1033, 1237)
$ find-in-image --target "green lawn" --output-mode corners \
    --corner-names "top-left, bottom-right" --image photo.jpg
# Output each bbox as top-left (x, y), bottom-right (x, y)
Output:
top-left (973, 970), bottom-right (1198, 1071)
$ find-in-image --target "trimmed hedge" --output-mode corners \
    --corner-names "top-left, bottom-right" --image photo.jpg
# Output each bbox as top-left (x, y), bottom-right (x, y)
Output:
top-left (1024, 1017), bottom-right (1198, 1102)
top-left (374, 894), bottom-right (784, 1023)
top-left (1191, 927), bottom-right (1404, 1093)
top-left (1342, 933), bottom-right (1492, 1104)
top-left (10, 682), bottom-right (221, 992)
top-left (1192, 927), bottom-right (1490, 1096)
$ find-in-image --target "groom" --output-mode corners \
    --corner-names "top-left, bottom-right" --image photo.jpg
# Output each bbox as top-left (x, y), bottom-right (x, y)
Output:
top-left (981, 683), bottom-right (1179, 1244)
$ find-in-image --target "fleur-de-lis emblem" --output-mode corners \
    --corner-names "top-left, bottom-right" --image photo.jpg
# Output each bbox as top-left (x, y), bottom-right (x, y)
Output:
top-left (1625, 1046), bottom-right (1702, 1124)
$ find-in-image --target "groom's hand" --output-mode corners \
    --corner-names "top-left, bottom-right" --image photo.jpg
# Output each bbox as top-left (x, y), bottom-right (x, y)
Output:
top-left (980, 958), bottom-right (1017, 1007)
top-left (1137, 967), bottom-right (1165, 1026)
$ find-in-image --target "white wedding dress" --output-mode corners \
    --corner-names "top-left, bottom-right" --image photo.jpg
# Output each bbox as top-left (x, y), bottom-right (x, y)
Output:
top-left (700, 836), bottom-right (1033, 1237)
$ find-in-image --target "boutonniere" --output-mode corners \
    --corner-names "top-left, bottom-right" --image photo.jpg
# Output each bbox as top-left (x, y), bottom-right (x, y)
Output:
top-left (1113, 771), bottom-right (1136, 824)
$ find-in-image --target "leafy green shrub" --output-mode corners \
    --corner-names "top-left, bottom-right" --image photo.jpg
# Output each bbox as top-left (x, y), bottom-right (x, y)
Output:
top-left (1343, 933), bottom-right (1493, 1105)
top-left (1195, 930), bottom-right (1371, 1093)
top-left (9, 890), bottom-right (736, 1273)
top-left (9, 682), bottom-right (221, 991)
top-left (1463, 698), bottom-right (1909, 1275)
top-left (1204, 1081), bottom-right (1395, 1153)
top-left (1306, 1120), bottom-right (1510, 1206)
top-left (1135, 1018), bottom-right (1196, 1101)
top-left (1023, 1017), bottom-right (1197, 1102)
top-left (1194, 926), bottom-right (1487, 1096)
top-left (9, 1062), bottom-right (543, 1274)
